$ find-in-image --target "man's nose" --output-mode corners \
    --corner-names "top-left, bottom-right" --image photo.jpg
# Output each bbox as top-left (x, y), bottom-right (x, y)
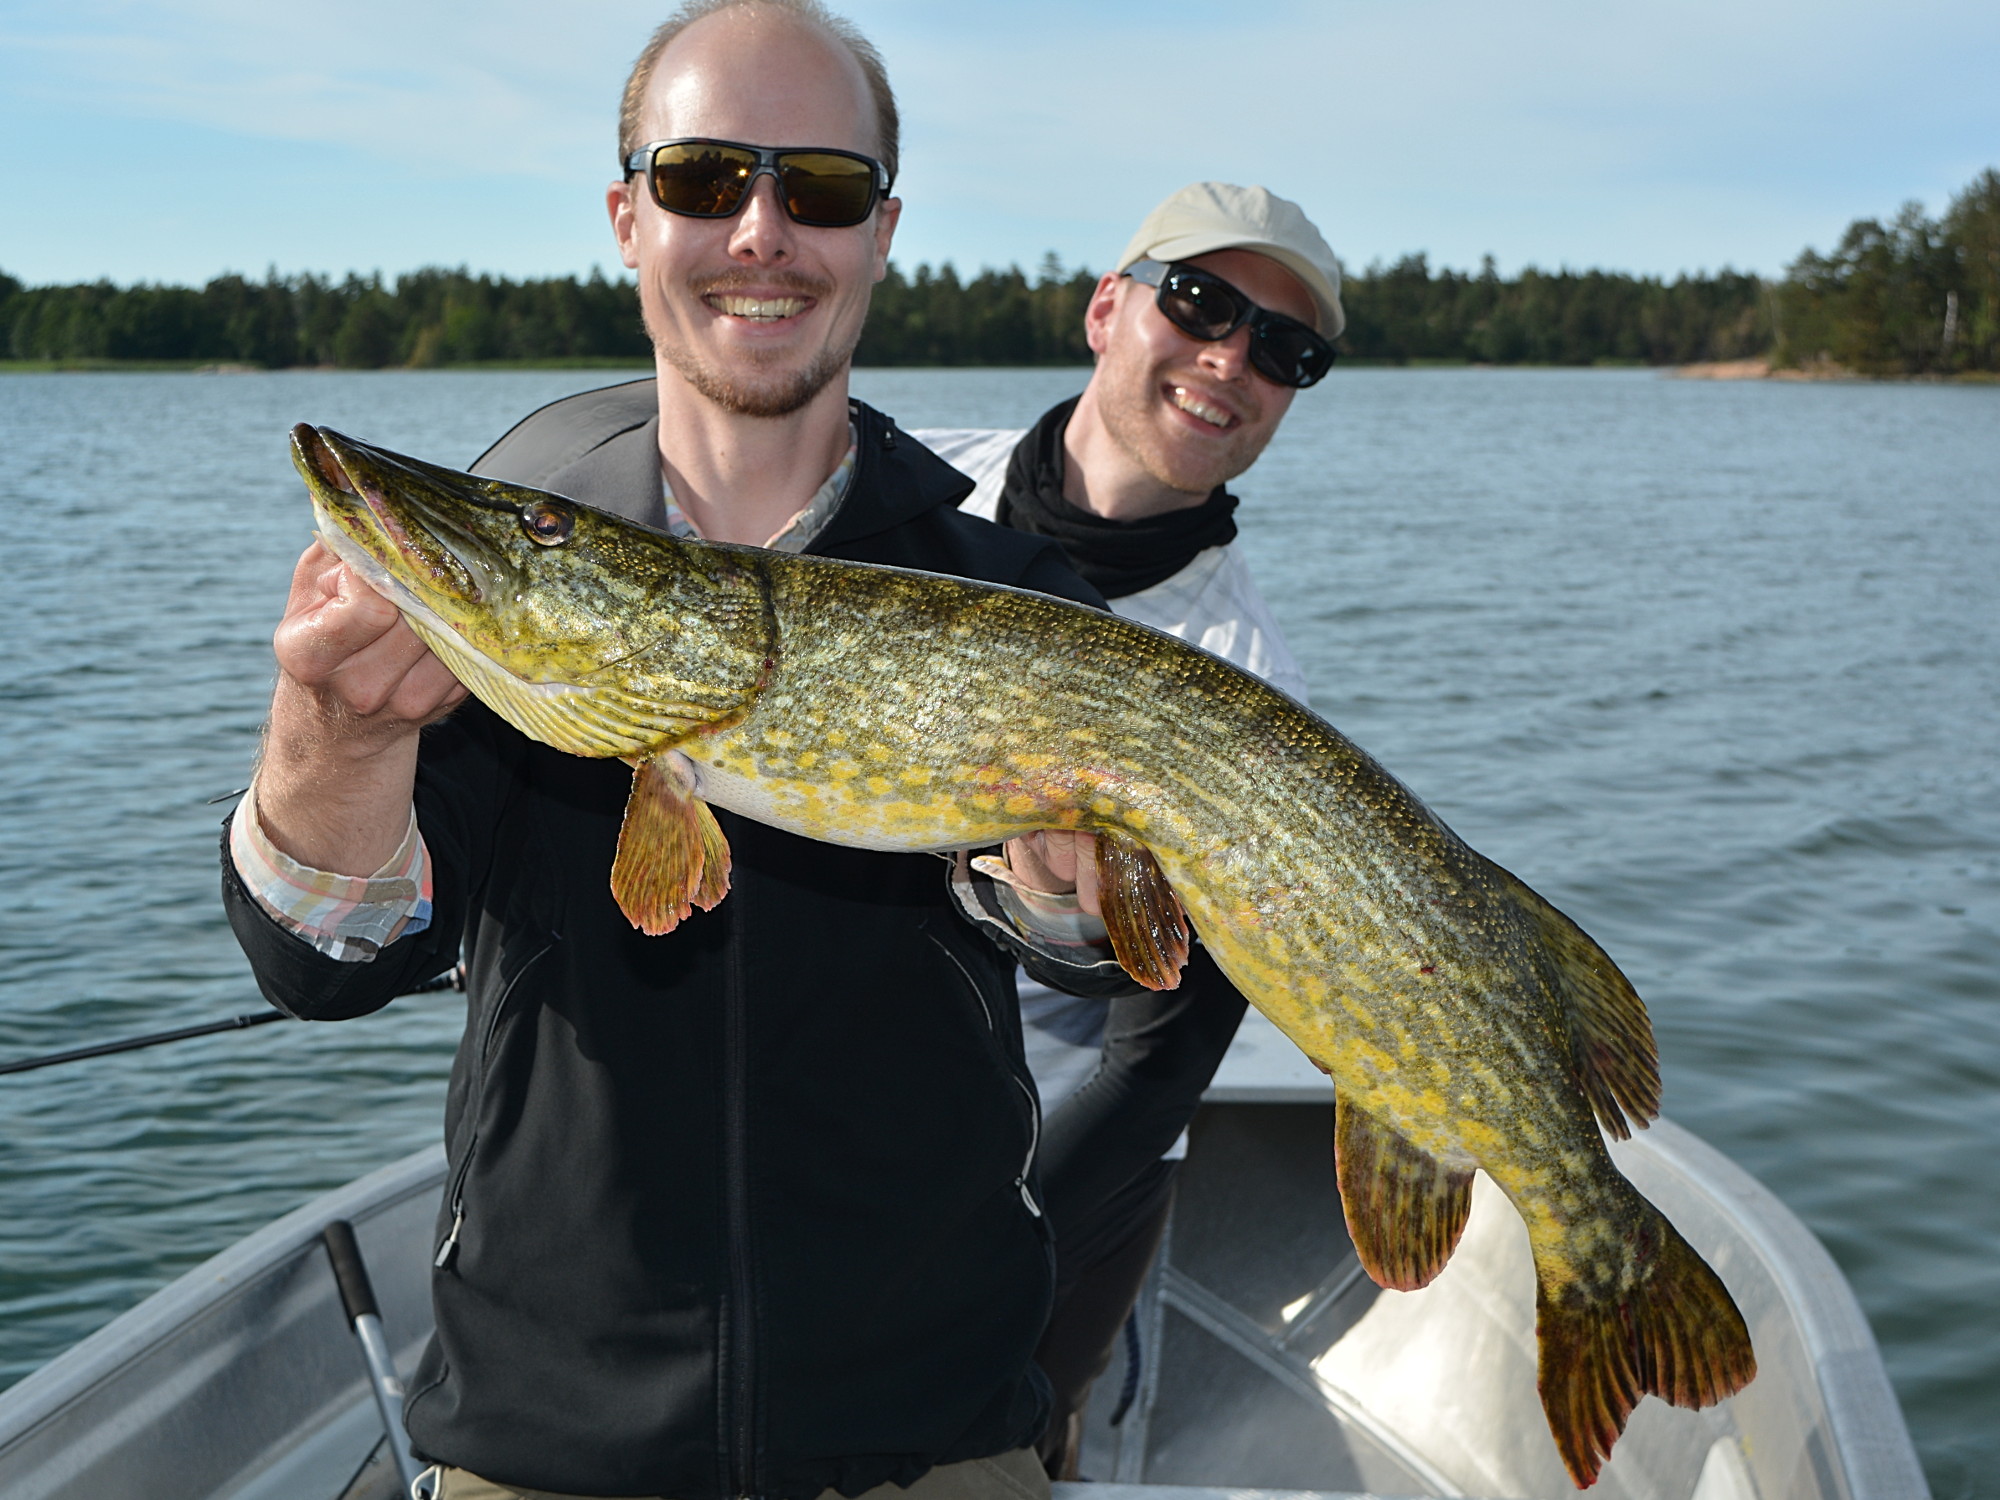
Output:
top-left (727, 173), bottom-right (796, 261)
top-left (1196, 326), bottom-right (1254, 381)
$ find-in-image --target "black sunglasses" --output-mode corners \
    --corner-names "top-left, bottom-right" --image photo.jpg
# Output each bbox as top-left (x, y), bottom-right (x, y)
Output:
top-left (1122, 258), bottom-right (1335, 388)
top-left (622, 137), bottom-right (891, 228)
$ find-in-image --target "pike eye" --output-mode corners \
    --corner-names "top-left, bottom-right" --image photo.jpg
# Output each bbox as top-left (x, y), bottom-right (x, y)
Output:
top-left (520, 500), bottom-right (574, 546)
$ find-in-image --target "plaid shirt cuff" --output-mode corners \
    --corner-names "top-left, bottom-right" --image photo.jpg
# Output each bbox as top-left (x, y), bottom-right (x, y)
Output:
top-left (228, 778), bottom-right (433, 962)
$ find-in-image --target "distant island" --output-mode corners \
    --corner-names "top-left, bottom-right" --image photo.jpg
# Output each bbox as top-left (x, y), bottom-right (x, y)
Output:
top-left (2, 169), bottom-right (1992, 377)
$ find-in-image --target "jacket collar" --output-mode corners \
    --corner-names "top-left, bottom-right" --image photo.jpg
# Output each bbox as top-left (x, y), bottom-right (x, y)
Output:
top-left (536, 383), bottom-right (973, 551)
top-left (809, 400), bottom-right (975, 554)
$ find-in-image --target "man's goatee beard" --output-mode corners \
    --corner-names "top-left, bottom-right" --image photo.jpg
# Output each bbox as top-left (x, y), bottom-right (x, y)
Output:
top-left (655, 268), bottom-right (856, 418)
top-left (661, 341), bottom-right (853, 418)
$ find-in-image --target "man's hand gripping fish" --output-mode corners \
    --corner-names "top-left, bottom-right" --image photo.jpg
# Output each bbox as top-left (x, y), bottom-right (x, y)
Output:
top-left (292, 424), bottom-right (1755, 1488)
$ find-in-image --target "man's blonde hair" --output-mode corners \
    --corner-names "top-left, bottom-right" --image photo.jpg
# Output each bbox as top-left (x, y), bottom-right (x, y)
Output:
top-left (618, 0), bottom-right (900, 184)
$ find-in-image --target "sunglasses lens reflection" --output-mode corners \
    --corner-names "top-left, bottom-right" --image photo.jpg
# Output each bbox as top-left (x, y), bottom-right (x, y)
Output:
top-left (649, 143), bottom-right (761, 216)
top-left (1253, 325), bottom-right (1334, 387)
top-left (776, 153), bottom-right (879, 226)
top-left (1159, 271), bottom-right (1248, 341)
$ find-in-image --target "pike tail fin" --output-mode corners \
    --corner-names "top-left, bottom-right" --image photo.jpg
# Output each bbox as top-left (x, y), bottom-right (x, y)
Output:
top-left (1535, 1216), bottom-right (1756, 1488)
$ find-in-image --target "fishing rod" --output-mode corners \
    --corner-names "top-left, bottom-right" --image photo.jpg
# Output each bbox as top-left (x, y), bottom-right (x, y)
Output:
top-left (0, 969), bottom-right (464, 1077)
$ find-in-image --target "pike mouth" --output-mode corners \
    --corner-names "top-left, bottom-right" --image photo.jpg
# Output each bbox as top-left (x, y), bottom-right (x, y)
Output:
top-left (704, 293), bottom-right (811, 321)
top-left (295, 423), bottom-right (486, 603)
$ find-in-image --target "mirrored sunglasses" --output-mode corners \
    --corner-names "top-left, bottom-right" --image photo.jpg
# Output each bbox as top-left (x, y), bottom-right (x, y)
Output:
top-left (623, 138), bottom-right (891, 228)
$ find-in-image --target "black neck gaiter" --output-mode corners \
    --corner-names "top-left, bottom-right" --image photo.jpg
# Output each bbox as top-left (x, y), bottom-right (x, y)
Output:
top-left (996, 396), bottom-right (1239, 600)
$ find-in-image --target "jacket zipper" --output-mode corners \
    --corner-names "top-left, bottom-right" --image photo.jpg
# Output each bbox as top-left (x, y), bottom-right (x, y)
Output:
top-left (723, 904), bottom-right (758, 1498)
top-left (928, 935), bottom-right (1044, 1220)
top-left (434, 936), bottom-right (557, 1270)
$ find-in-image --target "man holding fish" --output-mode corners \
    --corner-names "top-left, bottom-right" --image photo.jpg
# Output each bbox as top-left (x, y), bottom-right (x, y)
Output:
top-left (227, 2), bottom-right (1105, 1497)
top-left (229, 0), bottom-right (1755, 1492)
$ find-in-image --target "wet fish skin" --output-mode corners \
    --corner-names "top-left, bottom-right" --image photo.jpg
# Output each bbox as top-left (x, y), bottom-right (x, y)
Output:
top-left (292, 424), bottom-right (1754, 1487)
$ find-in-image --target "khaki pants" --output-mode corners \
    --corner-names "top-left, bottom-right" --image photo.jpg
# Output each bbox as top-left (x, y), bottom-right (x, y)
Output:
top-left (427, 1446), bottom-right (1050, 1500)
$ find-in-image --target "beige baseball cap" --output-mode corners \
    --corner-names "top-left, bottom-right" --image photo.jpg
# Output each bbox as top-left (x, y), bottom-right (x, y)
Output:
top-left (1116, 182), bottom-right (1345, 339)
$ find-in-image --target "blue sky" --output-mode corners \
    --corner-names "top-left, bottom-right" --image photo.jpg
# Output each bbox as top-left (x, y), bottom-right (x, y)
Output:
top-left (3, 0), bottom-right (1996, 289)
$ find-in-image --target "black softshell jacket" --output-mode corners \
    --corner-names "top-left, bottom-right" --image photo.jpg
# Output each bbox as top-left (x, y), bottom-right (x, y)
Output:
top-left (223, 385), bottom-right (1106, 1499)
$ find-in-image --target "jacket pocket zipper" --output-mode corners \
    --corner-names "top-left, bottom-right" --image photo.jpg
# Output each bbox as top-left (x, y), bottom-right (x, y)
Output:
top-left (928, 933), bottom-right (1043, 1220)
top-left (435, 934), bottom-right (557, 1269)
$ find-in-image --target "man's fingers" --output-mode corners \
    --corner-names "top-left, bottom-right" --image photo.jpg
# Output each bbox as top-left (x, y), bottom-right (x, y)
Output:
top-left (277, 559), bottom-right (406, 684)
top-left (273, 546), bottom-right (468, 728)
top-left (1072, 836), bottom-right (1102, 919)
top-left (320, 611), bottom-right (462, 719)
top-left (390, 650), bottom-right (473, 722)
top-left (999, 830), bottom-right (1102, 917)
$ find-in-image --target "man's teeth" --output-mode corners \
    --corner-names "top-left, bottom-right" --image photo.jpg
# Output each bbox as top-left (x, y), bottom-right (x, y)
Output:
top-left (1170, 387), bottom-right (1232, 427)
top-left (708, 294), bottom-right (808, 320)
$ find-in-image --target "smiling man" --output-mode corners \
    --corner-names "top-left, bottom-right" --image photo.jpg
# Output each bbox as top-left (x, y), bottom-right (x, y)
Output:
top-left (919, 183), bottom-right (1345, 1479)
top-left (222, 4), bottom-right (1103, 1499)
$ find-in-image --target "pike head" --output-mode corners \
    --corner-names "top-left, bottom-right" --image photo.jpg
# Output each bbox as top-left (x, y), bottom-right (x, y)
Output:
top-left (291, 424), bottom-right (775, 758)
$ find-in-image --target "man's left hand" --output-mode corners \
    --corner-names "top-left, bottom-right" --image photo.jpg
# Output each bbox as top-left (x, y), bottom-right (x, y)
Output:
top-left (1002, 832), bottom-right (1101, 918)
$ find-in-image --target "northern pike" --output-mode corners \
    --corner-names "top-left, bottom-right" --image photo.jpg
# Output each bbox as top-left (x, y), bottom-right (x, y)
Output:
top-left (291, 423), bottom-right (1755, 1487)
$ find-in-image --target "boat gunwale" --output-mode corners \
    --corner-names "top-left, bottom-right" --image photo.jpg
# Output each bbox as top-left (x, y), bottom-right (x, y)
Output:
top-left (0, 1145), bottom-right (446, 1452)
top-left (1605, 1117), bottom-right (1928, 1500)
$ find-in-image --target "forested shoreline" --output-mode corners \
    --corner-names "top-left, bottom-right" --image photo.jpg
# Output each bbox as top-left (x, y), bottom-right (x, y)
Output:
top-left (3, 169), bottom-right (1993, 375)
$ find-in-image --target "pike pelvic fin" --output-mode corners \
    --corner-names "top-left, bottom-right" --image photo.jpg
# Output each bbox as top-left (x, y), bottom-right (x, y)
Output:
top-left (1096, 830), bottom-right (1189, 991)
top-left (1535, 1215), bottom-right (1757, 1487)
top-left (1500, 870), bottom-right (1661, 1139)
top-left (1333, 1098), bottom-right (1474, 1292)
top-left (610, 755), bottom-right (732, 936)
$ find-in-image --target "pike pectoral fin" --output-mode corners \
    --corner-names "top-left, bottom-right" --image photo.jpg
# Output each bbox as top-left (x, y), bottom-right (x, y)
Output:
top-left (1333, 1099), bottom-right (1474, 1292)
top-left (1535, 1215), bottom-right (1756, 1487)
top-left (1499, 867), bottom-right (1661, 1139)
top-left (1095, 830), bottom-right (1189, 991)
top-left (610, 755), bottom-right (732, 936)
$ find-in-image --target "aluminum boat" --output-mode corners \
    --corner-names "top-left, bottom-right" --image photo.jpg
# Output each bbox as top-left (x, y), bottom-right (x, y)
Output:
top-left (0, 1014), bottom-right (1929, 1500)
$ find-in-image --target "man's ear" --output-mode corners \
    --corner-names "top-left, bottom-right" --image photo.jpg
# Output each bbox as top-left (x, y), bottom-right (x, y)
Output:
top-left (871, 195), bottom-right (903, 281)
top-left (1081, 272), bottom-right (1124, 357)
top-left (607, 180), bottom-right (642, 270)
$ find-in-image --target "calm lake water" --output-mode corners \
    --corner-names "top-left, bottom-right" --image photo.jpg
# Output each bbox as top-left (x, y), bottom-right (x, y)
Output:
top-left (1, 367), bottom-right (1994, 1496)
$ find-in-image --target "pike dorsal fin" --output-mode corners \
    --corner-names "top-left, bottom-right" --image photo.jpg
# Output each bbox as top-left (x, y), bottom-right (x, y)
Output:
top-left (610, 755), bottom-right (732, 936)
top-left (1498, 868), bottom-right (1661, 1139)
top-left (1334, 1099), bottom-right (1474, 1292)
top-left (1095, 830), bottom-right (1189, 991)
